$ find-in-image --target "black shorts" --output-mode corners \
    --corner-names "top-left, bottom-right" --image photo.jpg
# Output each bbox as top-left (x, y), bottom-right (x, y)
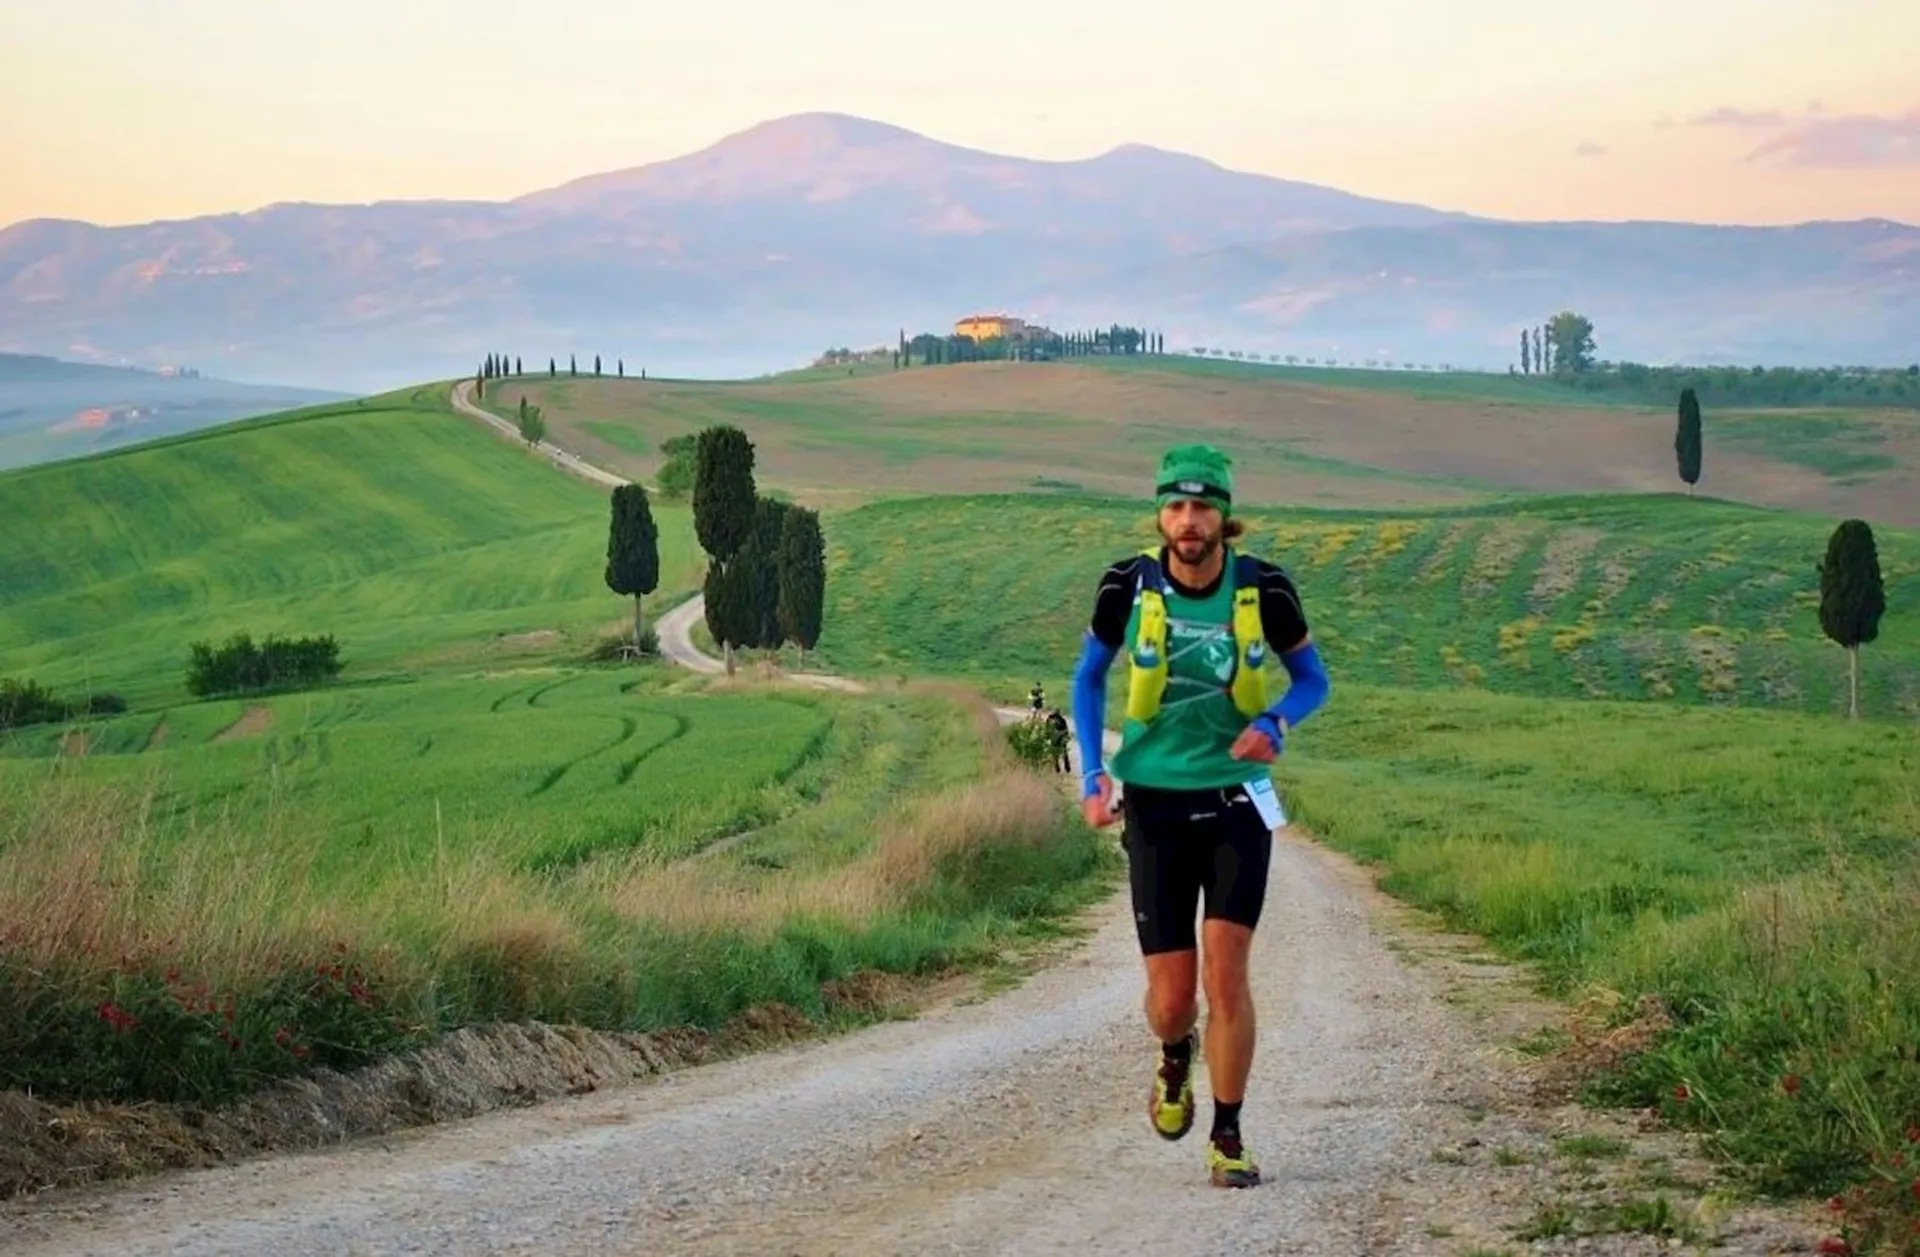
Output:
top-left (1120, 782), bottom-right (1274, 955)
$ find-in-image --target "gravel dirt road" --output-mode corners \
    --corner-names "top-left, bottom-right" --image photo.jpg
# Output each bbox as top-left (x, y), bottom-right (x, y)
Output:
top-left (0, 591), bottom-right (1825, 1256)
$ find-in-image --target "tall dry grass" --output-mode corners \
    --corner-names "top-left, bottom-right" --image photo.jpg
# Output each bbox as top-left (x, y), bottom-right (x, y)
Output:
top-left (0, 701), bottom-right (1105, 1107)
top-left (599, 772), bottom-right (1062, 933)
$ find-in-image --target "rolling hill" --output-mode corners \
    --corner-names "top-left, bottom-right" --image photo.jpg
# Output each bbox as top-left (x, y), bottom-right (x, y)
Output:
top-left (479, 360), bottom-right (1920, 527)
top-left (0, 385), bottom-right (700, 699)
top-left (0, 352), bottom-right (347, 470)
top-left (815, 492), bottom-right (1920, 722)
top-left (3, 113), bottom-right (1916, 391)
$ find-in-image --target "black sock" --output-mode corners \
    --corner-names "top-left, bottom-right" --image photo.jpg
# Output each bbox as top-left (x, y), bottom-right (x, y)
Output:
top-left (1161, 1034), bottom-right (1193, 1064)
top-left (1212, 1100), bottom-right (1242, 1139)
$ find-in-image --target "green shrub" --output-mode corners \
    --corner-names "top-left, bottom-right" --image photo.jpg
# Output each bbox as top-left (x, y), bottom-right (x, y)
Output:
top-left (185, 632), bottom-right (342, 697)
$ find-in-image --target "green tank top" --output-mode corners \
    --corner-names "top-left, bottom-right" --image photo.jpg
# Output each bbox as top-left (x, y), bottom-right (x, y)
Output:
top-left (1110, 567), bottom-right (1267, 792)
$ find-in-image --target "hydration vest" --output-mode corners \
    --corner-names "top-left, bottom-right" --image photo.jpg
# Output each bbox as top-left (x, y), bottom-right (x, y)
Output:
top-left (1124, 547), bottom-right (1269, 724)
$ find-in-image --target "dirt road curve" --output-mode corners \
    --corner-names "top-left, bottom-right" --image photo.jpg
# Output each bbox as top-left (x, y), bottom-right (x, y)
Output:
top-left (449, 379), bottom-right (628, 490)
top-left (2, 600), bottom-right (1818, 1254)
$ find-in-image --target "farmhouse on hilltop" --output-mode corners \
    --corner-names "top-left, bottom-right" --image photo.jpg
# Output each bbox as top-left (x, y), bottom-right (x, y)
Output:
top-left (954, 314), bottom-right (1028, 342)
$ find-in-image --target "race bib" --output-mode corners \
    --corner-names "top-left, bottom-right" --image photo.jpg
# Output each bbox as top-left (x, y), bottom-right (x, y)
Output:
top-left (1244, 777), bottom-right (1286, 829)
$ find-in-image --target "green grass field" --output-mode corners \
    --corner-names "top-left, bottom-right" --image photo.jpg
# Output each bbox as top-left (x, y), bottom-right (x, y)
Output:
top-left (3, 671), bottom-right (839, 880)
top-left (0, 386), bottom-right (702, 702)
top-left (1279, 683), bottom-right (1920, 1199)
top-left (813, 492), bottom-right (1920, 720)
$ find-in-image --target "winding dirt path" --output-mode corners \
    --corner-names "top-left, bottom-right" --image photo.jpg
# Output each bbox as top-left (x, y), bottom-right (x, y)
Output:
top-left (450, 379), bottom-right (628, 490)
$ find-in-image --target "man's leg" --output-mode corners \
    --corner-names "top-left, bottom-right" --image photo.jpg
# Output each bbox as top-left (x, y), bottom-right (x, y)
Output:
top-left (1197, 786), bottom-right (1275, 1187)
top-left (1200, 919), bottom-right (1255, 1105)
top-left (1123, 788), bottom-right (1205, 1140)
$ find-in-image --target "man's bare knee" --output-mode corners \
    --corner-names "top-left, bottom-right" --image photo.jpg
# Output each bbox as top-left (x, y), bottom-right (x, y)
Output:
top-left (1143, 950), bottom-right (1199, 1038)
top-left (1201, 922), bottom-right (1254, 1012)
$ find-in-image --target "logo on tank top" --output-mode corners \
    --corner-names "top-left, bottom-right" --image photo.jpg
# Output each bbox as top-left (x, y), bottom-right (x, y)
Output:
top-left (1168, 618), bottom-right (1236, 685)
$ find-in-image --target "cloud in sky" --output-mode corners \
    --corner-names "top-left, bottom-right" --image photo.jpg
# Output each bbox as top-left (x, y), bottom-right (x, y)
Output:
top-left (1675, 102), bottom-right (1920, 167)
top-left (1689, 106), bottom-right (1789, 128)
top-left (1574, 140), bottom-right (1609, 157)
top-left (1747, 108), bottom-right (1920, 167)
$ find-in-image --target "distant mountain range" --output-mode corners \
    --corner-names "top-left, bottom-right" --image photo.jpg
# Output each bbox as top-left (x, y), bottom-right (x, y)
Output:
top-left (2, 112), bottom-right (1916, 392)
top-left (0, 352), bottom-right (345, 471)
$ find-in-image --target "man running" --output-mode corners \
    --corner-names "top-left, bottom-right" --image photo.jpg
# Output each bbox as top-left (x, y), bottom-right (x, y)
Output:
top-left (1070, 442), bottom-right (1330, 1188)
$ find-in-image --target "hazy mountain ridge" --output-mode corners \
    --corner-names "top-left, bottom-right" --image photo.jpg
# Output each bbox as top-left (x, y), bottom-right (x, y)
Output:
top-left (2, 113), bottom-right (1915, 391)
top-left (0, 352), bottom-right (347, 471)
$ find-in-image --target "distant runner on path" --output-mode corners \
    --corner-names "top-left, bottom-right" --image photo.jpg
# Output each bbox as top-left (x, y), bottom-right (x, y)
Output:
top-left (1045, 706), bottom-right (1070, 773)
top-left (1070, 442), bottom-right (1330, 1189)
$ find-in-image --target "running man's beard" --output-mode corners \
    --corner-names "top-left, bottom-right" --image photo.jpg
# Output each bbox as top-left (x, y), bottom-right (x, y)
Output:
top-left (1165, 531), bottom-right (1221, 564)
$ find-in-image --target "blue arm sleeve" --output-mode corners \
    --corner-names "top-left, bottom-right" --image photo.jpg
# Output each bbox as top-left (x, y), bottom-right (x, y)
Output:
top-left (1252, 641), bottom-right (1329, 748)
top-left (1072, 632), bottom-right (1117, 788)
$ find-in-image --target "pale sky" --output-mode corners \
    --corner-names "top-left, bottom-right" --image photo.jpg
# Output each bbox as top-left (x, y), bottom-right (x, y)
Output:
top-left (3, 0), bottom-right (1917, 229)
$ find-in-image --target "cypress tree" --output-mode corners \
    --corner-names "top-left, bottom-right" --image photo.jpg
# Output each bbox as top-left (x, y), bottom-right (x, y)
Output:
top-left (1520, 330), bottom-right (1531, 374)
top-left (570, 354), bottom-right (577, 376)
top-left (692, 425), bottom-right (758, 673)
top-left (1818, 519), bottom-right (1886, 720)
top-left (776, 505), bottom-right (826, 662)
top-left (604, 483), bottom-right (661, 654)
top-left (618, 358), bottom-right (624, 378)
top-left (737, 497), bottom-right (788, 652)
top-left (594, 354), bottom-right (602, 376)
top-left (549, 357), bottom-right (556, 378)
top-left (1675, 387), bottom-right (1703, 493)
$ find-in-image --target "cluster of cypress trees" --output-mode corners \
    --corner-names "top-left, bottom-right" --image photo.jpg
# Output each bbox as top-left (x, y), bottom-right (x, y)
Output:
top-left (692, 426), bottom-right (825, 672)
top-left (601, 424), bottom-right (825, 671)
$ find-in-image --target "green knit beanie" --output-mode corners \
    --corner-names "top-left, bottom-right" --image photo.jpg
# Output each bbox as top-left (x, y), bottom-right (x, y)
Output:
top-left (1154, 443), bottom-right (1234, 517)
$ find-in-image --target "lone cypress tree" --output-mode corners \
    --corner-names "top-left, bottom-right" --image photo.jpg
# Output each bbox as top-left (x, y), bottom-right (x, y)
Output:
top-left (570, 354), bottom-right (577, 376)
top-left (692, 425), bottom-right (758, 673)
top-left (549, 357), bottom-right (556, 378)
top-left (1818, 519), bottom-right (1886, 720)
top-left (604, 483), bottom-right (661, 655)
top-left (618, 358), bottom-right (624, 378)
top-left (776, 505), bottom-right (826, 663)
top-left (594, 354), bottom-right (602, 376)
top-left (1675, 387), bottom-right (1703, 493)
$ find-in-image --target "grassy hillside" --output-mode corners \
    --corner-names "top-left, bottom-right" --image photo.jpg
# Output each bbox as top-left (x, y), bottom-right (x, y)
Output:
top-left (0, 386), bottom-right (699, 700)
top-left (1277, 684), bottom-right (1920, 1200)
top-left (814, 493), bottom-right (1920, 720)
top-left (4, 671), bottom-right (838, 880)
top-left (482, 362), bottom-right (1920, 526)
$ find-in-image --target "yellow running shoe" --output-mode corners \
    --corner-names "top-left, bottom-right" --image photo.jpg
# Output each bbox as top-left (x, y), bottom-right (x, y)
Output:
top-left (1207, 1131), bottom-right (1261, 1188)
top-left (1148, 1032), bottom-right (1196, 1140)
